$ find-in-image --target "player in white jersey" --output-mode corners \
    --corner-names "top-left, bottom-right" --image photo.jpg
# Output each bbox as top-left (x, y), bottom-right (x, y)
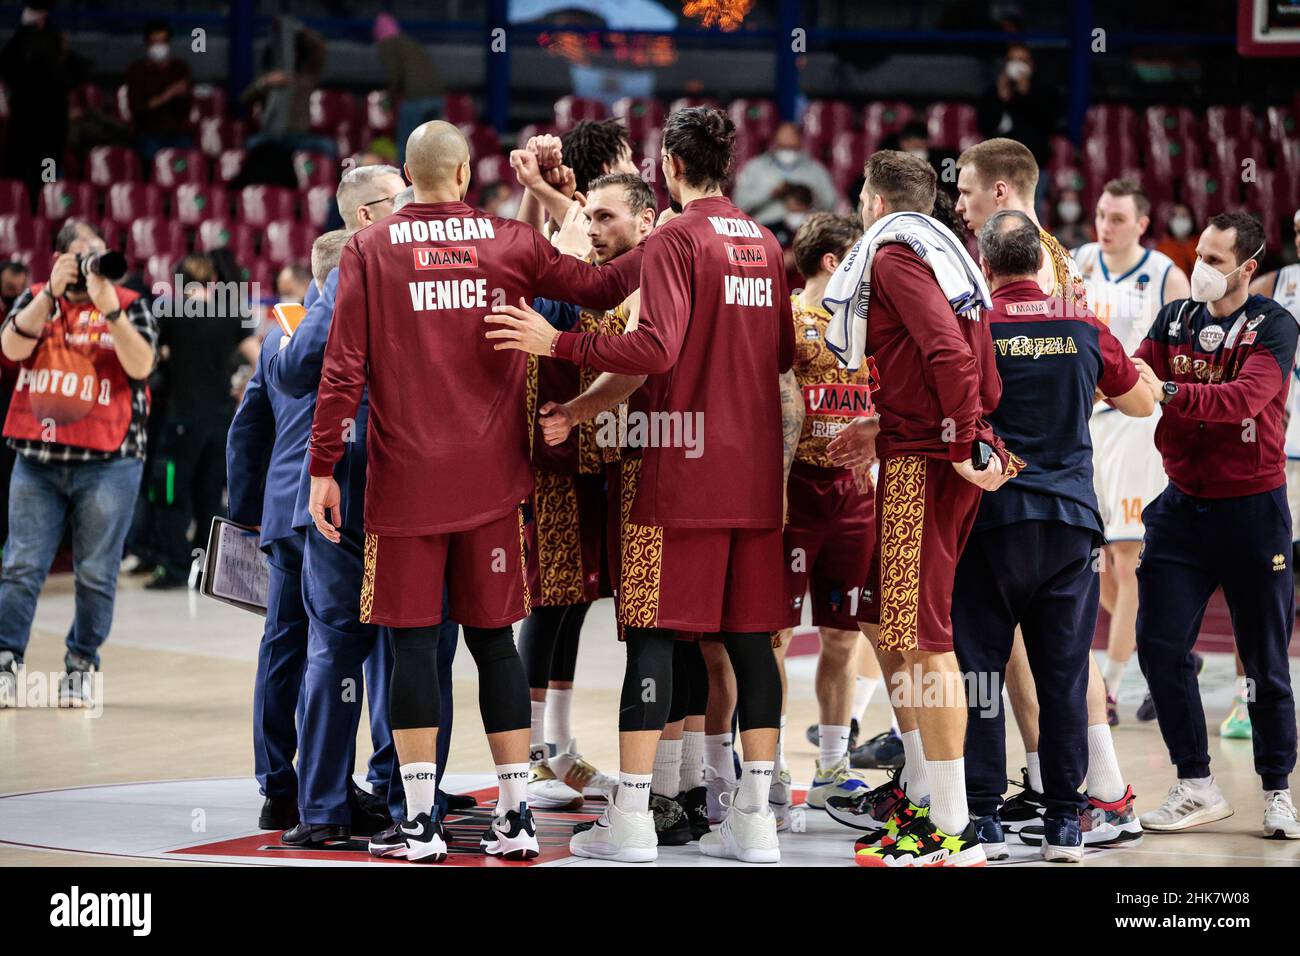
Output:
top-left (1073, 178), bottom-right (1190, 725)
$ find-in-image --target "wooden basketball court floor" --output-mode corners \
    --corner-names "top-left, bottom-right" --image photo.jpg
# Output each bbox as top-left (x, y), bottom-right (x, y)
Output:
top-left (2, 572), bottom-right (1299, 868)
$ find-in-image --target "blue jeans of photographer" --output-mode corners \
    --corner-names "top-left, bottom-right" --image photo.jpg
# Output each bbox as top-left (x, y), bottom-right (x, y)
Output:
top-left (0, 455), bottom-right (144, 667)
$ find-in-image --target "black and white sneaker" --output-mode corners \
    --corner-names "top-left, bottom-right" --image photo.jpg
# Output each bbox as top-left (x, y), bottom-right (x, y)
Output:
top-left (651, 793), bottom-right (693, 845)
top-left (679, 786), bottom-right (710, 840)
top-left (480, 802), bottom-right (540, 860)
top-left (0, 651), bottom-right (20, 709)
top-left (1000, 769), bottom-right (1046, 833)
top-left (58, 653), bottom-right (97, 709)
top-left (374, 810), bottom-right (448, 862)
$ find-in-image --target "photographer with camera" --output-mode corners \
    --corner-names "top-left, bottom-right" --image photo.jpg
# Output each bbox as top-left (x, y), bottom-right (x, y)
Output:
top-left (0, 219), bottom-right (157, 709)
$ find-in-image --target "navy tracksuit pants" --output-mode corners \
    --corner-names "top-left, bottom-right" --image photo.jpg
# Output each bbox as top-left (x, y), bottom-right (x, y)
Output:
top-left (253, 532), bottom-right (309, 800)
top-left (953, 520), bottom-right (1099, 821)
top-left (1136, 485), bottom-right (1296, 791)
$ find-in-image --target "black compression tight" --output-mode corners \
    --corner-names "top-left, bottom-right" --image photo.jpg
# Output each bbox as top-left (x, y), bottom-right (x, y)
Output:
top-left (723, 631), bottom-right (782, 731)
top-left (517, 602), bottom-right (590, 689)
top-left (389, 625), bottom-right (442, 731)
top-left (669, 638), bottom-right (709, 723)
top-left (390, 624), bottom-right (531, 734)
top-left (619, 626), bottom-right (676, 731)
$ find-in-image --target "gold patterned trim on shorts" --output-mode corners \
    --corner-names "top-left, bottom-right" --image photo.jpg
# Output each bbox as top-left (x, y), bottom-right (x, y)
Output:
top-left (877, 455), bottom-right (925, 653)
top-left (534, 471), bottom-right (587, 606)
top-left (617, 458), bottom-right (662, 629)
top-left (517, 506), bottom-right (533, 617)
top-left (1003, 451), bottom-right (1028, 481)
top-left (524, 353), bottom-right (539, 460)
top-left (360, 532), bottom-right (378, 624)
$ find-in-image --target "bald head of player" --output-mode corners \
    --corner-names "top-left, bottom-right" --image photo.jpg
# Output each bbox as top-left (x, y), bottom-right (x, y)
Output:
top-left (404, 120), bottom-right (472, 203)
top-left (858, 149), bottom-right (937, 231)
top-left (977, 209), bottom-right (1045, 292)
top-left (955, 138), bottom-right (1039, 234)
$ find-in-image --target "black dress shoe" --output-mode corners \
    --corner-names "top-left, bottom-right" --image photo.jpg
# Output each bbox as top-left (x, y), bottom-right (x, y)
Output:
top-left (443, 791), bottom-right (477, 812)
top-left (281, 822), bottom-right (350, 847)
top-left (259, 795), bottom-right (300, 830)
top-left (348, 780), bottom-right (392, 837)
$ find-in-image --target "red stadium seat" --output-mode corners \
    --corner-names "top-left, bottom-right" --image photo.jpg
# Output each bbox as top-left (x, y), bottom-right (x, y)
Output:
top-left (0, 215), bottom-right (47, 254)
top-left (1145, 131), bottom-right (1201, 181)
top-left (173, 183), bottom-right (229, 226)
top-left (106, 182), bottom-right (165, 227)
top-left (309, 90), bottom-right (359, 134)
top-left (332, 122), bottom-right (361, 159)
top-left (197, 220), bottom-right (258, 267)
top-left (475, 154), bottom-right (514, 188)
top-left (459, 123), bottom-right (502, 162)
top-left (86, 146), bottom-right (141, 188)
top-left (237, 185), bottom-right (296, 227)
top-left (197, 117), bottom-right (246, 158)
top-left (1276, 139), bottom-right (1300, 211)
top-left (1085, 104), bottom-right (1139, 142)
top-left (0, 178), bottom-right (28, 217)
top-left (216, 149), bottom-right (246, 185)
top-left (292, 151), bottom-right (337, 191)
top-left (732, 128), bottom-right (766, 167)
top-left (97, 220), bottom-right (123, 252)
top-left (365, 90), bottom-right (395, 136)
top-left (516, 123), bottom-right (560, 149)
top-left (1266, 106), bottom-right (1298, 147)
top-left (554, 95), bottom-right (608, 132)
top-left (125, 217), bottom-right (186, 266)
top-left (196, 218), bottom-right (233, 253)
top-left (39, 181), bottom-right (97, 221)
top-left (188, 83), bottom-right (227, 124)
top-left (1083, 135), bottom-right (1139, 184)
top-left (1182, 169), bottom-right (1229, 225)
top-left (1205, 105), bottom-right (1256, 144)
top-left (1144, 106), bottom-right (1198, 144)
top-left (1253, 169), bottom-right (1283, 248)
top-left (143, 254), bottom-right (176, 289)
top-left (863, 101), bottom-right (914, 142)
top-left (924, 102), bottom-right (979, 151)
top-left (728, 98), bottom-right (779, 148)
top-left (1047, 135), bottom-right (1076, 172)
top-left (442, 92), bottom-right (478, 126)
top-left (1050, 165), bottom-right (1086, 197)
top-left (829, 131), bottom-right (867, 197)
top-left (263, 220), bottom-right (316, 266)
top-left (802, 100), bottom-right (856, 155)
top-left (612, 97), bottom-right (666, 144)
top-left (11, 247), bottom-right (51, 284)
top-left (113, 84), bottom-right (132, 124)
top-left (153, 148), bottom-right (207, 188)
top-left (305, 184), bottom-right (335, 229)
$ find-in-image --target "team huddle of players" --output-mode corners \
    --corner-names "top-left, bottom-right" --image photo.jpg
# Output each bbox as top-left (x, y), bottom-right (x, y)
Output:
top-left (302, 109), bottom-right (1300, 866)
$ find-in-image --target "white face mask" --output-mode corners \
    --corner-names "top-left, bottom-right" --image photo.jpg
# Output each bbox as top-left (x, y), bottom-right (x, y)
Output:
top-left (1168, 215), bottom-right (1193, 239)
top-left (1005, 59), bottom-right (1031, 82)
top-left (773, 149), bottom-right (801, 167)
top-left (1190, 243), bottom-right (1263, 303)
top-left (1057, 201), bottom-right (1081, 224)
top-left (147, 43), bottom-right (169, 62)
top-left (785, 211), bottom-right (809, 230)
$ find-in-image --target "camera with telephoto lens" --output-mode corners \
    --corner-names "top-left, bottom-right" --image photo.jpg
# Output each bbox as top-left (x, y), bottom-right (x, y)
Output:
top-left (65, 250), bottom-right (128, 293)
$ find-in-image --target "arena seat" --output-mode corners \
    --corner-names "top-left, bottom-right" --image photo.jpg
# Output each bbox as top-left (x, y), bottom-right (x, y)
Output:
top-left (829, 131), bottom-right (867, 197)
top-left (924, 102), bottom-right (979, 151)
top-left (113, 83), bottom-right (132, 124)
top-left (39, 181), bottom-right (97, 221)
top-left (1205, 105), bottom-right (1257, 144)
top-left (1266, 105), bottom-right (1297, 147)
top-left (10, 247), bottom-right (51, 283)
top-left (366, 90), bottom-right (395, 136)
top-left (1144, 105), bottom-right (1199, 143)
top-left (460, 123), bottom-right (503, 161)
top-left (106, 182), bottom-right (165, 227)
top-left (153, 148), bottom-right (208, 188)
top-left (263, 220), bottom-right (316, 267)
top-left (1085, 103), bottom-right (1139, 142)
top-left (0, 178), bottom-right (28, 217)
top-left (516, 123), bottom-right (560, 149)
top-left (172, 183), bottom-right (229, 226)
top-left (304, 184), bottom-right (335, 229)
top-left (475, 154), bottom-right (514, 189)
top-left (442, 92), bottom-right (478, 125)
top-left (612, 96), bottom-right (666, 143)
top-left (198, 117), bottom-right (246, 158)
top-left (863, 101), bottom-right (915, 142)
top-left (86, 146), bottom-right (142, 188)
top-left (802, 100), bottom-right (856, 160)
top-left (143, 253), bottom-right (175, 289)
top-left (728, 98), bottom-right (779, 147)
top-left (0, 215), bottom-right (48, 254)
top-left (292, 151), bottom-right (337, 192)
top-left (554, 95), bottom-right (608, 132)
top-left (1182, 168), bottom-right (1230, 224)
top-left (309, 89), bottom-right (359, 134)
top-left (125, 217), bottom-right (186, 267)
top-left (189, 84), bottom-right (227, 125)
top-left (1145, 131), bottom-right (1202, 181)
top-left (1047, 135), bottom-right (1076, 172)
top-left (237, 185), bottom-right (296, 227)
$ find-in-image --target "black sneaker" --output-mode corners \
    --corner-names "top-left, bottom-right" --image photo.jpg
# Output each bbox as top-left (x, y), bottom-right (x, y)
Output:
top-left (1137, 653), bottom-right (1203, 721)
top-left (1000, 769), bottom-right (1046, 833)
top-left (651, 793), bottom-right (693, 846)
top-left (804, 718), bottom-right (860, 750)
top-left (480, 802), bottom-right (540, 860)
top-left (849, 729), bottom-right (904, 771)
top-left (972, 813), bottom-right (1008, 860)
top-left (379, 810), bottom-right (448, 862)
top-left (282, 822), bottom-right (350, 847)
top-left (259, 794), bottom-right (299, 830)
top-left (679, 785), bottom-right (710, 839)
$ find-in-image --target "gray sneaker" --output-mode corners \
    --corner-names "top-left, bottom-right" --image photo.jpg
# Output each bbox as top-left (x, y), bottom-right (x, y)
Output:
top-left (1263, 790), bottom-right (1300, 840)
top-left (1139, 779), bottom-right (1233, 831)
top-left (0, 651), bottom-right (19, 708)
top-left (58, 652), bottom-right (98, 709)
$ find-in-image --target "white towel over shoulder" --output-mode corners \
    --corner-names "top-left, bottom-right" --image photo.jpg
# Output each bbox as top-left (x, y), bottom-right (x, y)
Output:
top-left (821, 211), bottom-right (991, 371)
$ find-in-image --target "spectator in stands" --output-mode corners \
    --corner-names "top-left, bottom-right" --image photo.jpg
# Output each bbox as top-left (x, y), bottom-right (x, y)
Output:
top-left (241, 16), bottom-right (332, 156)
top-left (0, 219), bottom-right (157, 707)
top-left (1, 3), bottom-right (90, 205)
top-left (733, 121), bottom-right (838, 225)
top-left (977, 43), bottom-right (1055, 171)
top-left (479, 181), bottom-right (519, 219)
top-left (275, 264), bottom-right (312, 305)
top-left (146, 253), bottom-right (258, 589)
top-left (1, 262), bottom-right (30, 313)
top-left (1156, 202), bottom-right (1199, 278)
top-left (1054, 186), bottom-right (1089, 250)
top-left (374, 14), bottom-right (444, 165)
top-left (125, 19), bottom-right (195, 161)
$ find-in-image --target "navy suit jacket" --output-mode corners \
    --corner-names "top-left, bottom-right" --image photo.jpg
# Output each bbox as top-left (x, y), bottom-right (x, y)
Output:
top-left (266, 266), bottom-right (371, 535)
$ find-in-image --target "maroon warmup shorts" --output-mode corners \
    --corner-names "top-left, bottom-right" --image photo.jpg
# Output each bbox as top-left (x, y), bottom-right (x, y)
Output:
top-left (524, 470), bottom-right (611, 607)
top-left (857, 454), bottom-right (982, 653)
top-left (361, 506), bottom-right (530, 629)
top-left (611, 457), bottom-right (786, 634)
top-left (783, 461), bottom-right (876, 631)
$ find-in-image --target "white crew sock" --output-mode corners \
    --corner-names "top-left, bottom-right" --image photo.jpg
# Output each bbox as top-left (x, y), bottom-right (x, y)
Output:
top-left (1085, 723), bottom-right (1126, 803)
top-left (1182, 774), bottom-right (1217, 793)
top-left (1236, 675), bottom-right (1251, 702)
top-left (735, 760), bottom-right (775, 812)
top-left (495, 763), bottom-right (530, 816)
top-left (680, 730), bottom-right (705, 791)
top-left (899, 729), bottom-right (929, 801)
top-left (776, 715), bottom-right (787, 775)
top-left (926, 757), bottom-right (969, 835)
top-left (853, 675), bottom-right (881, 725)
top-left (1026, 752), bottom-right (1044, 794)
top-left (652, 738), bottom-right (683, 797)
top-left (1102, 656), bottom-right (1128, 694)
top-left (705, 732), bottom-right (736, 784)
top-left (615, 772), bottom-right (653, 813)
top-left (818, 724), bottom-right (850, 768)
top-left (529, 699), bottom-right (546, 757)
top-left (544, 688), bottom-right (573, 751)
top-left (401, 762), bottom-right (438, 819)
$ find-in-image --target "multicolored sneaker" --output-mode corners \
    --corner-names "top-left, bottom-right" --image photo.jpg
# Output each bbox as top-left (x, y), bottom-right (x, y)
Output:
top-left (526, 756), bottom-right (584, 811)
top-left (854, 814), bottom-right (986, 868)
top-left (1106, 693), bottom-right (1119, 727)
top-left (825, 768), bottom-right (909, 831)
top-left (551, 741), bottom-right (617, 801)
top-left (1220, 698), bottom-right (1253, 739)
top-left (806, 757), bottom-right (870, 809)
top-left (855, 800), bottom-right (927, 851)
top-left (972, 813), bottom-right (1009, 861)
top-left (1000, 768), bottom-right (1046, 833)
top-left (1019, 786), bottom-right (1143, 848)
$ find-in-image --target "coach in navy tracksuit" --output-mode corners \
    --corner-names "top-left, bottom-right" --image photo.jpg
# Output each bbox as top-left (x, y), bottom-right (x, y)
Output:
top-left (1132, 212), bottom-right (1300, 838)
top-left (952, 211), bottom-right (1153, 860)
top-left (227, 321), bottom-right (314, 831)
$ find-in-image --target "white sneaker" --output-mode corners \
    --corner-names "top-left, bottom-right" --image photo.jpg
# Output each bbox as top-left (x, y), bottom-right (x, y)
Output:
top-left (699, 803), bottom-right (780, 863)
top-left (1263, 790), bottom-right (1300, 839)
top-left (770, 769), bottom-right (792, 831)
top-left (551, 740), bottom-right (617, 801)
top-left (805, 757), bottom-right (869, 809)
top-left (569, 801), bottom-right (657, 863)
top-left (704, 767), bottom-right (734, 825)
top-left (0, 651), bottom-right (19, 709)
top-left (526, 760), bottom-right (584, 810)
top-left (1139, 779), bottom-right (1234, 832)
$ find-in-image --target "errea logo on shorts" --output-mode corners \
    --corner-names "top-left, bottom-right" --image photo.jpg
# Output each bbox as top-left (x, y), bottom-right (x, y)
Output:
top-left (50, 886), bottom-right (151, 936)
top-left (413, 246), bottom-right (478, 270)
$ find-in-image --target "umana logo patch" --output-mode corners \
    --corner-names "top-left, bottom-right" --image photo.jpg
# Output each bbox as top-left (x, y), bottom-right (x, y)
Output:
top-left (413, 246), bottom-right (478, 270)
top-left (725, 243), bottom-right (767, 267)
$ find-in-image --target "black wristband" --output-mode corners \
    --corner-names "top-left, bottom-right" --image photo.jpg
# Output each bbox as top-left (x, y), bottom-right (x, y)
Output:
top-left (103, 308), bottom-right (123, 324)
top-left (40, 286), bottom-right (57, 306)
top-left (5, 316), bottom-right (41, 341)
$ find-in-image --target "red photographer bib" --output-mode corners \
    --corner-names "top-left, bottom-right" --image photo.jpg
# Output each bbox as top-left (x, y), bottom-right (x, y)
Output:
top-left (3, 283), bottom-right (143, 452)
